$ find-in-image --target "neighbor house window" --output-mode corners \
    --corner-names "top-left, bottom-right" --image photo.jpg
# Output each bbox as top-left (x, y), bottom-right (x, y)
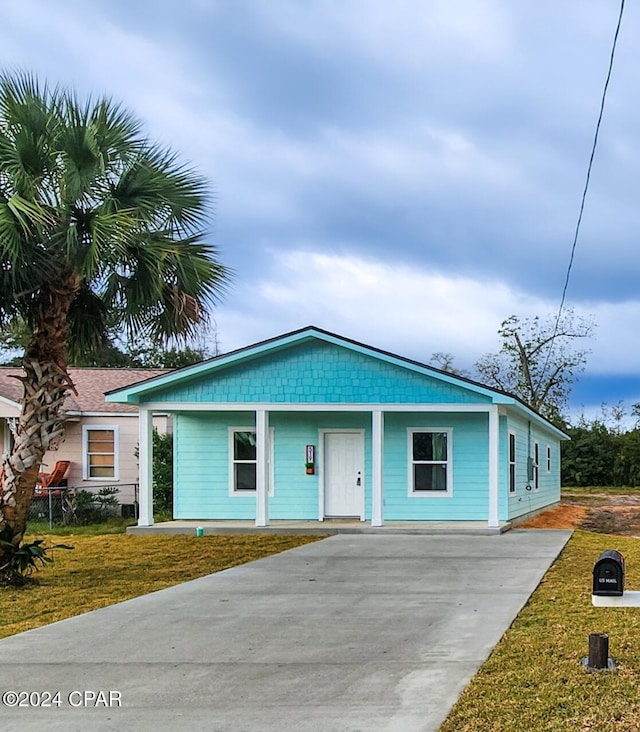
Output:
top-left (228, 427), bottom-right (275, 495)
top-left (83, 426), bottom-right (118, 480)
top-left (533, 442), bottom-right (540, 491)
top-left (1, 419), bottom-right (16, 456)
top-left (408, 429), bottom-right (451, 495)
top-left (509, 432), bottom-right (516, 494)
top-left (547, 445), bottom-right (552, 472)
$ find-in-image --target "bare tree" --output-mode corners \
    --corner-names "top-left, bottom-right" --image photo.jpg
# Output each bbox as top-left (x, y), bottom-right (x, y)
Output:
top-left (475, 310), bottom-right (594, 422)
top-left (429, 352), bottom-right (467, 376)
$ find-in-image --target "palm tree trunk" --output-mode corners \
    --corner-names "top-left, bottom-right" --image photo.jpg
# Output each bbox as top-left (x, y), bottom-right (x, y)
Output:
top-left (0, 281), bottom-right (78, 548)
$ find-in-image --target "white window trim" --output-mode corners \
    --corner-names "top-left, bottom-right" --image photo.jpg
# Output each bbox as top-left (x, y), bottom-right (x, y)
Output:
top-left (82, 425), bottom-right (119, 481)
top-left (508, 431), bottom-right (517, 495)
top-left (407, 427), bottom-right (453, 498)
top-left (546, 445), bottom-right (552, 472)
top-left (228, 426), bottom-right (275, 497)
top-left (533, 441), bottom-right (540, 492)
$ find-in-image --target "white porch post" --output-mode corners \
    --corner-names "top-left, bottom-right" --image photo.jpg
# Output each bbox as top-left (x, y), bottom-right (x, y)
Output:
top-left (255, 409), bottom-right (269, 527)
top-left (138, 406), bottom-right (154, 527)
top-left (371, 409), bottom-right (384, 527)
top-left (488, 405), bottom-right (500, 528)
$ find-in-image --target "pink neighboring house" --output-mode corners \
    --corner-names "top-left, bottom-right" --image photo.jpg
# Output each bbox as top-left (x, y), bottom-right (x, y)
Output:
top-left (0, 368), bottom-right (168, 506)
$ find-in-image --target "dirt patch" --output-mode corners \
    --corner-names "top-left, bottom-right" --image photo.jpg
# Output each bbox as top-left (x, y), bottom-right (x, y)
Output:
top-left (562, 491), bottom-right (640, 507)
top-left (518, 504), bottom-right (588, 529)
top-left (519, 492), bottom-right (640, 536)
top-left (581, 506), bottom-right (640, 536)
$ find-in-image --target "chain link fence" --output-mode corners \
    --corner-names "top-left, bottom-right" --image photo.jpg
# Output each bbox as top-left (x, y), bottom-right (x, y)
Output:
top-left (28, 484), bottom-right (139, 529)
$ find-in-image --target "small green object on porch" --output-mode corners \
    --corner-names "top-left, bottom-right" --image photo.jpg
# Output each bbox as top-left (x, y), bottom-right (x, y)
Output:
top-left (196, 527), bottom-right (204, 537)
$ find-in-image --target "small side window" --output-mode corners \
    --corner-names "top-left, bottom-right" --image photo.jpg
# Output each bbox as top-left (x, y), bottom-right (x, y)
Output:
top-left (508, 432), bottom-right (516, 494)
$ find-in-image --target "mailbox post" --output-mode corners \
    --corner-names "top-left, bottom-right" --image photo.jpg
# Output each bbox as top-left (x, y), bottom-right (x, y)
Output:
top-left (588, 549), bottom-right (640, 671)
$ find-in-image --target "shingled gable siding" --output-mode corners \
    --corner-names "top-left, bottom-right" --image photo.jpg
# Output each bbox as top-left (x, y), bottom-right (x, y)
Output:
top-left (148, 341), bottom-right (493, 405)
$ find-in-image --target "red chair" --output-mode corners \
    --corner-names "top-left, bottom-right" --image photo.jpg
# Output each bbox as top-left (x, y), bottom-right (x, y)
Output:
top-left (34, 460), bottom-right (71, 497)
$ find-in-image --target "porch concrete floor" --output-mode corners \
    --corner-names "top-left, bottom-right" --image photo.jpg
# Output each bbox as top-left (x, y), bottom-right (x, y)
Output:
top-left (127, 519), bottom-right (512, 536)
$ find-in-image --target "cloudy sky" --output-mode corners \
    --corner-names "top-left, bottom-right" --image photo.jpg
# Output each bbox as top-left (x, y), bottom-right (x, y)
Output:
top-left (2, 0), bottom-right (638, 418)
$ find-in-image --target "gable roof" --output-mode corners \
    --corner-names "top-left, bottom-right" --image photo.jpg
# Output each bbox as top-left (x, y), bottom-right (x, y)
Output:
top-left (106, 325), bottom-right (503, 401)
top-left (104, 326), bottom-right (567, 438)
top-left (0, 367), bottom-right (168, 414)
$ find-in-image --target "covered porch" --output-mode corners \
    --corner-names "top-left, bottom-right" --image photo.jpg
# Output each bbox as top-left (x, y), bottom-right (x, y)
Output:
top-left (135, 403), bottom-right (504, 530)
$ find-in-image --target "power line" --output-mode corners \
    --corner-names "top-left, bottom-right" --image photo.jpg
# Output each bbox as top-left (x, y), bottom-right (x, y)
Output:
top-left (540, 0), bottom-right (625, 383)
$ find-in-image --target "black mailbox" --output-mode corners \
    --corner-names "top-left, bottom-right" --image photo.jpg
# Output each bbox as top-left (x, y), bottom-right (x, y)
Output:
top-left (593, 550), bottom-right (625, 596)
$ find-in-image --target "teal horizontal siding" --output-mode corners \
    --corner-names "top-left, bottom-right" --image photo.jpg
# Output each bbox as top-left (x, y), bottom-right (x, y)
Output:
top-left (173, 411), bottom-right (370, 520)
top-left (506, 415), bottom-right (561, 520)
top-left (173, 411), bottom-right (256, 520)
top-left (151, 342), bottom-right (491, 405)
top-left (270, 412), bottom-right (370, 520)
top-left (172, 408), bottom-right (560, 522)
top-left (173, 411), bottom-right (490, 521)
top-left (382, 413), bottom-right (489, 520)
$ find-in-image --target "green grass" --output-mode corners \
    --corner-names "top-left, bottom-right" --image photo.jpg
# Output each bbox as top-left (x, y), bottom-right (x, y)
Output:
top-left (563, 486), bottom-right (640, 496)
top-left (440, 530), bottom-right (640, 732)
top-left (26, 518), bottom-right (136, 536)
top-left (0, 533), bottom-right (324, 640)
top-left (11, 512), bottom-right (640, 729)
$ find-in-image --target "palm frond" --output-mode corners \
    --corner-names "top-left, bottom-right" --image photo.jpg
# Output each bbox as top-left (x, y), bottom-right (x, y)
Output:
top-left (6, 194), bottom-right (55, 232)
top-left (65, 285), bottom-right (111, 359)
top-left (0, 69), bottom-right (231, 360)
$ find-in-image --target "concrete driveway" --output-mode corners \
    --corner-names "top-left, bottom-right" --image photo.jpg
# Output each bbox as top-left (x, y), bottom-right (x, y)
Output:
top-left (0, 530), bottom-right (571, 731)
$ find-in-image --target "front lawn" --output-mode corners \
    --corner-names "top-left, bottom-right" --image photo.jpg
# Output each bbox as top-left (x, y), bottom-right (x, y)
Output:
top-left (5, 522), bottom-right (640, 729)
top-left (440, 530), bottom-right (640, 731)
top-left (0, 533), bottom-right (323, 640)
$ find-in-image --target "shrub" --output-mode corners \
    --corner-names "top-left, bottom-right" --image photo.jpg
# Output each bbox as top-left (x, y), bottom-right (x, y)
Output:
top-left (65, 487), bottom-right (120, 525)
top-left (0, 526), bottom-right (72, 586)
top-left (152, 430), bottom-right (173, 516)
top-left (134, 428), bottom-right (174, 518)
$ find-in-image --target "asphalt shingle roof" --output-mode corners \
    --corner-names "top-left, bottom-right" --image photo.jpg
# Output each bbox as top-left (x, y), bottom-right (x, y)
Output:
top-left (0, 368), bottom-right (167, 414)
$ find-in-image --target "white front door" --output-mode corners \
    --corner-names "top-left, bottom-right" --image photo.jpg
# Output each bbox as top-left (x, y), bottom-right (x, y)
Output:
top-left (324, 431), bottom-right (364, 518)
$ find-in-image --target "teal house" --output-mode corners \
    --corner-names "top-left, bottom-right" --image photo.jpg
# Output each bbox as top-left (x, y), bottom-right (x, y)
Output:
top-left (106, 327), bottom-right (567, 529)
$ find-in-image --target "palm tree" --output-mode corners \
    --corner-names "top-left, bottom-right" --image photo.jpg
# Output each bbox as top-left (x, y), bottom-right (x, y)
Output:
top-left (0, 72), bottom-right (229, 554)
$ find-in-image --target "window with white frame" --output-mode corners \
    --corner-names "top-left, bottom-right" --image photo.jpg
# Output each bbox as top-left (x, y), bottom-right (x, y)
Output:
top-left (228, 427), bottom-right (274, 495)
top-left (408, 429), bottom-right (451, 495)
top-left (547, 445), bottom-right (552, 472)
top-left (231, 430), bottom-right (257, 491)
top-left (509, 432), bottom-right (516, 494)
top-left (83, 426), bottom-right (118, 479)
top-left (533, 442), bottom-right (540, 491)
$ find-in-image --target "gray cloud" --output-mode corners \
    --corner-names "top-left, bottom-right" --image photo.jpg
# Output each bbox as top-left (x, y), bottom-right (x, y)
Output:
top-left (2, 0), bottom-right (639, 412)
